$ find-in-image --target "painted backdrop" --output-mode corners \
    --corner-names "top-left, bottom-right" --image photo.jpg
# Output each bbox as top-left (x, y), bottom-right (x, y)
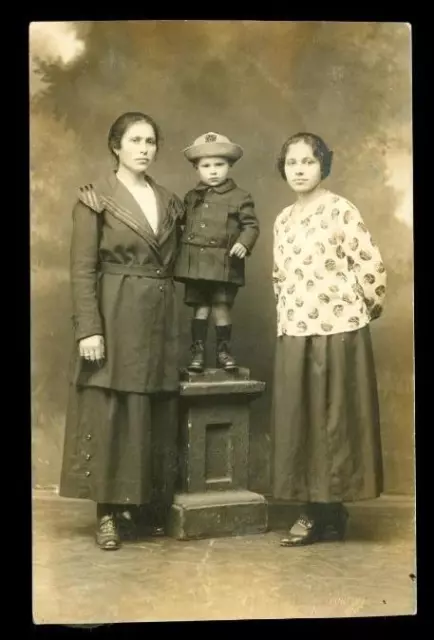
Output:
top-left (30, 21), bottom-right (413, 495)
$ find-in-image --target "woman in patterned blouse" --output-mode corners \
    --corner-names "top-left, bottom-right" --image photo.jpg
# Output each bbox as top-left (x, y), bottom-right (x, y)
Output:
top-left (271, 132), bottom-right (386, 547)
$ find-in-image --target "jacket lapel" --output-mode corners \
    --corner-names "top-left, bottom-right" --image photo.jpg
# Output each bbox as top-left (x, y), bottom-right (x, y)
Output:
top-left (99, 174), bottom-right (162, 260)
top-left (148, 178), bottom-right (179, 247)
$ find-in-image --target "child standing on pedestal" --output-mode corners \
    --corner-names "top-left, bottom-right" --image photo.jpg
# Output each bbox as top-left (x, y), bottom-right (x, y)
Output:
top-left (175, 132), bottom-right (260, 372)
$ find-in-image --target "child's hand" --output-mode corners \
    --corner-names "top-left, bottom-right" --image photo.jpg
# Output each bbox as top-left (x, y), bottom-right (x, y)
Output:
top-left (229, 242), bottom-right (247, 259)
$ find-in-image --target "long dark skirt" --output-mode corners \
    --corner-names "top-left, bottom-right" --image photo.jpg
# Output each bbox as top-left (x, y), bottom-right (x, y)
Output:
top-left (59, 386), bottom-right (179, 507)
top-left (271, 325), bottom-right (383, 503)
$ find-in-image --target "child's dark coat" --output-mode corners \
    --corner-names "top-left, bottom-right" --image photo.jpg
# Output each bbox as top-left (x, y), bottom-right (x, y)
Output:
top-left (174, 178), bottom-right (260, 286)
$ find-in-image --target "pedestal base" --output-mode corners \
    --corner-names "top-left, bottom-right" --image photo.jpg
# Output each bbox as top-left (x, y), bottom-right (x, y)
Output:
top-left (168, 490), bottom-right (268, 540)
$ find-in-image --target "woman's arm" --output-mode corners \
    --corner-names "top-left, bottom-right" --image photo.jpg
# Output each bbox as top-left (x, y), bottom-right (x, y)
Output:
top-left (70, 200), bottom-right (104, 342)
top-left (168, 193), bottom-right (186, 243)
top-left (180, 194), bottom-right (189, 231)
top-left (272, 217), bottom-right (287, 301)
top-left (340, 202), bottom-right (387, 320)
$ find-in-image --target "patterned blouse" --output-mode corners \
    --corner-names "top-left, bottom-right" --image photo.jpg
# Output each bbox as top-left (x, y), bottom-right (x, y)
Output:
top-left (273, 190), bottom-right (387, 337)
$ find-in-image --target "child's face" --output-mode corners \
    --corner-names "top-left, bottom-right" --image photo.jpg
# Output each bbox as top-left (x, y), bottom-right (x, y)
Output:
top-left (284, 141), bottom-right (322, 194)
top-left (196, 156), bottom-right (230, 187)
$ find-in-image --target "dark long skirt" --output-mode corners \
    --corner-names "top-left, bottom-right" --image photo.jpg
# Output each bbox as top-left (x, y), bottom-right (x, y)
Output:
top-left (271, 325), bottom-right (383, 503)
top-left (59, 386), bottom-right (178, 507)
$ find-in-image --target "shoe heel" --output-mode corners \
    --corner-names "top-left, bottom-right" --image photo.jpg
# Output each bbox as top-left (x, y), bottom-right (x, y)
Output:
top-left (335, 509), bottom-right (349, 540)
top-left (320, 506), bottom-right (349, 541)
top-left (187, 363), bottom-right (204, 373)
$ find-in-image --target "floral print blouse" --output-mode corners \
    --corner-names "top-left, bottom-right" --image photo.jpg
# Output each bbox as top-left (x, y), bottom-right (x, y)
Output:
top-left (272, 190), bottom-right (387, 337)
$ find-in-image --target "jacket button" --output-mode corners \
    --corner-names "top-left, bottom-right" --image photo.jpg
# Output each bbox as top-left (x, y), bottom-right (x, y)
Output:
top-left (159, 285), bottom-right (164, 292)
top-left (200, 223), bottom-right (206, 228)
top-left (86, 434), bottom-right (92, 441)
top-left (85, 471), bottom-right (91, 477)
top-left (200, 248), bottom-right (204, 252)
top-left (204, 204), bottom-right (209, 208)
top-left (85, 454), bottom-right (91, 461)
top-left (188, 234), bottom-right (195, 240)
top-left (156, 269), bottom-right (161, 275)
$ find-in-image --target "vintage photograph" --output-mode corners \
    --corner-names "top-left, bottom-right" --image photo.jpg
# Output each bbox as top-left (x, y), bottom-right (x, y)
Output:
top-left (30, 20), bottom-right (415, 623)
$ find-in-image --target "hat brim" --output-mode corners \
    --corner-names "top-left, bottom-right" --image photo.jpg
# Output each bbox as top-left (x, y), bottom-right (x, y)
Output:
top-left (183, 142), bottom-right (243, 163)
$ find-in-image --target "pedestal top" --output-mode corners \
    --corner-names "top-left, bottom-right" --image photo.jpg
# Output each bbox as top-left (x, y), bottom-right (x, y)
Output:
top-left (180, 367), bottom-right (251, 383)
top-left (173, 489), bottom-right (267, 507)
top-left (180, 380), bottom-right (266, 397)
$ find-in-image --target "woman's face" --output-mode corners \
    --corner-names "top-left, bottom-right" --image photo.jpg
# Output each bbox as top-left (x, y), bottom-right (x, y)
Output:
top-left (284, 140), bottom-right (322, 193)
top-left (114, 121), bottom-right (157, 174)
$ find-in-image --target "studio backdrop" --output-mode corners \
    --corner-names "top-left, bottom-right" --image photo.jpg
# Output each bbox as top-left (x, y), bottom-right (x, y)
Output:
top-left (30, 21), bottom-right (413, 496)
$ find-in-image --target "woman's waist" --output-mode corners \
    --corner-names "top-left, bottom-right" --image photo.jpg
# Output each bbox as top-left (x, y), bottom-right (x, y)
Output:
top-left (98, 261), bottom-right (173, 278)
top-left (278, 281), bottom-right (363, 306)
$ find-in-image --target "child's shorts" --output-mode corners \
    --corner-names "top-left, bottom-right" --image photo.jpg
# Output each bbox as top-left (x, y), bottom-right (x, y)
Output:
top-left (184, 280), bottom-right (239, 307)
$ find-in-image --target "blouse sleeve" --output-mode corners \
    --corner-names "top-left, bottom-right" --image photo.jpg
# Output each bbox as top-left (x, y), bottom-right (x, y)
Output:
top-left (340, 201), bottom-right (387, 320)
top-left (272, 216), bottom-right (287, 301)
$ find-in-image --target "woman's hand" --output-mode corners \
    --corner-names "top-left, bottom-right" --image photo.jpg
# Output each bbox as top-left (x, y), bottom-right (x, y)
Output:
top-left (79, 334), bottom-right (105, 362)
top-left (369, 304), bottom-right (383, 321)
top-left (229, 242), bottom-right (248, 259)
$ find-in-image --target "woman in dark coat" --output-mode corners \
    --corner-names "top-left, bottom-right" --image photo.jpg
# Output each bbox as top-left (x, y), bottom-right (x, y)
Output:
top-left (271, 132), bottom-right (386, 546)
top-left (59, 112), bottom-right (184, 550)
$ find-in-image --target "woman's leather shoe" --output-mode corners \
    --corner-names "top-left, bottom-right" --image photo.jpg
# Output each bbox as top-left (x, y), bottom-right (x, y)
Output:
top-left (280, 513), bottom-right (323, 547)
top-left (96, 514), bottom-right (121, 550)
top-left (281, 505), bottom-right (349, 547)
top-left (151, 526), bottom-right (165, 537)
top-left (116, 509), bottom-right (137, 540)
top-left (322, 504), bottom-right (349, 541)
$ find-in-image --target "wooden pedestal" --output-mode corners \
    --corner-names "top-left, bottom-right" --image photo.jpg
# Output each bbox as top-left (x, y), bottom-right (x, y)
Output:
top-left (168, 368), bottom-right (267, 540)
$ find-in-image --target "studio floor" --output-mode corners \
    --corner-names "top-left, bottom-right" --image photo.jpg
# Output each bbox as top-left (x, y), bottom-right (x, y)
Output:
top-left (32, 491), bottom-right (416, 624)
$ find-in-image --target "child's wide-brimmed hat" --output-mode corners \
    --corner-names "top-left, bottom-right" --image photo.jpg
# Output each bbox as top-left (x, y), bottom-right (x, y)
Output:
top-left (183, 132), bottom-right (244, 163)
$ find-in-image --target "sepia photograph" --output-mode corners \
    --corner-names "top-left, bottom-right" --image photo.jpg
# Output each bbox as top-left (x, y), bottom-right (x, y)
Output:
top-left (30, 20), bottom-right (415, 624)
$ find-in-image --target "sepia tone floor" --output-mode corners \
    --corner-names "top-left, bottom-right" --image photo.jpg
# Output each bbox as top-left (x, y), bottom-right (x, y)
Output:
top-left (33, 491), bottom-right (416, 624)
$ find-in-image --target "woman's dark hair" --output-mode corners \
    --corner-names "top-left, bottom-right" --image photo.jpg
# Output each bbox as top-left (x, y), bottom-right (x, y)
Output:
top-left (108, 112), bottom-right (162, 161)
top-left (276, 132), bottom-right (333, 181)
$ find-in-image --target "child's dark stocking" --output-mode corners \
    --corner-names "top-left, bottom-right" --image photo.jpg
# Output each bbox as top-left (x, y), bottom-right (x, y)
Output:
top-left (188, 317), bottom-right (208, 373)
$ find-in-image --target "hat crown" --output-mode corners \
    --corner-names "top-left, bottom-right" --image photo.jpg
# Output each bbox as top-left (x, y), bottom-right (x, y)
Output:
top-left (193, 132), bottom-right (231, 146)
top-left (183, 132), bottom-right (243, 162)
